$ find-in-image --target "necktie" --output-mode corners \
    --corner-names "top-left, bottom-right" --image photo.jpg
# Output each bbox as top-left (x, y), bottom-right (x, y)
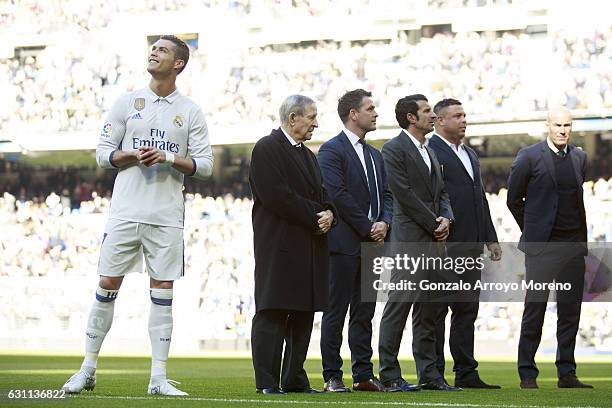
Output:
top-left (558, 149), bottom-right (566, 158)
top-left (358, 139), bottom-right (379, 220)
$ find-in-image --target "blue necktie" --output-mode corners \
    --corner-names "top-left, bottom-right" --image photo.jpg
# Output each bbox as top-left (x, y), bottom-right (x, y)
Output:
top-left (358, 139), bottom-right (379, 220)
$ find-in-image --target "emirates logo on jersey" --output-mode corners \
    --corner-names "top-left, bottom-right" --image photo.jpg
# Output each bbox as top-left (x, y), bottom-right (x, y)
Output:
top-left (173, 115), bottom-right (184, 128)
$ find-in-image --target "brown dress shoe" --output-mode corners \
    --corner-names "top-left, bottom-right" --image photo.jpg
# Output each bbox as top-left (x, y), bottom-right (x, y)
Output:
top-left (352, 378), bottom-right (385, 392)
top-left (323, 378), bottom-right (351, 393)
top-left (558, 374), bottom-right (594, 388)
top-left (520, 378), bottom-right (538, 389)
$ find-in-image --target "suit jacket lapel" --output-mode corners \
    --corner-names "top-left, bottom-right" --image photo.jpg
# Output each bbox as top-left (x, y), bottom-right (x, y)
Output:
top-left (431, 134), bottom-right (474, 183)
top-left (340, 132), bottom-right (368, 187)
top-left (466, 147), bottom-right (480, 185)
top-left (426, 145), bottom-right (441, 197)
top-left (399, 132), bottom-right (433, 196)
top-left (540, 141), bottom-right (556, 186)
top-left (274, 129), bottom-right (319, 191)
top-left (569, 146), bottom-right (583, 194)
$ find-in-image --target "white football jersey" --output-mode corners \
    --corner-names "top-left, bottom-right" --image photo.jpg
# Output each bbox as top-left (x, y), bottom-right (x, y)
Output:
top-left (96, 87), bottom-right (213, 228)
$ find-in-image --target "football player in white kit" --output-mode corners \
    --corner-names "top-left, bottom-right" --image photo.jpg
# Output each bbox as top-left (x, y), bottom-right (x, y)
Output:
top-left (63, 35), bottom-right (213, 396)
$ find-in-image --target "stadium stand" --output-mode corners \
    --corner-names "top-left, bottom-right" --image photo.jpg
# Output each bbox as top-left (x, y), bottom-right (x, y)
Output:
top-left (0, 0), bottom-right (610, 355)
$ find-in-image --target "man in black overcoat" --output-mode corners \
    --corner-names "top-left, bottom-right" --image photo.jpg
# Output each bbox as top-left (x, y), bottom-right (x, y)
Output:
top-left (249, 94), bottom-right (337, 394)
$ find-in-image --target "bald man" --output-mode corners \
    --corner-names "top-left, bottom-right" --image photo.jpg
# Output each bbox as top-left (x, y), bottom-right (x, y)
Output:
top-left (507, 107), bottom-right (592, 389)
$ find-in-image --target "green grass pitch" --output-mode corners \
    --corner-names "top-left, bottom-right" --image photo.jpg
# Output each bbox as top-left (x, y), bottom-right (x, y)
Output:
top-left (0, 355), bottom-right (610, 407)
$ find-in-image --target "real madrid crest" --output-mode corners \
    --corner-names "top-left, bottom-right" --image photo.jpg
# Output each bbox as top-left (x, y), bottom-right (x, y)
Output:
top-left (173, 115), bottom-right (184, 128)
top-left (134, 98), bottom-right (145, 111)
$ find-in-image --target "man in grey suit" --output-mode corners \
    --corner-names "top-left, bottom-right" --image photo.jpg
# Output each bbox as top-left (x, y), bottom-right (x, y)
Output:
top-left (378, 94), bottom-right (459, 391)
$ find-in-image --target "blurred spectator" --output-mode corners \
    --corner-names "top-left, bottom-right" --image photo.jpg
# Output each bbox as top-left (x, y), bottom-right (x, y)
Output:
top-left (1, 9), bottom-right (610, 136)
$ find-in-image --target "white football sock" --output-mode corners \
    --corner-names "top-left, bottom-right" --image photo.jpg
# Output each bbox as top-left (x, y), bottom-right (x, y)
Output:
top-left (149, 288), bottom-right (173, 379)
top-left (81, 286), bottom-right (118, 372)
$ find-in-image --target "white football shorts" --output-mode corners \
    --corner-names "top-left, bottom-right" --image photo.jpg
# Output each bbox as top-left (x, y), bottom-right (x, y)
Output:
top-left (97, 218), bottom-right (184, 280)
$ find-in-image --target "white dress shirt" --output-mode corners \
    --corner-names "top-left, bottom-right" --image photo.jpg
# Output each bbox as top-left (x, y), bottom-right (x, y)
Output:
top-left (403, 130), bottom-right (431, 172)
top-left (546, 137), bottom-right (568, 156)
top-left (436, 134), bottom-right (474, 180)
top-left (281, 126), bottom-right (301, 147)
top-left (344, 127), bottom-right (380, 220)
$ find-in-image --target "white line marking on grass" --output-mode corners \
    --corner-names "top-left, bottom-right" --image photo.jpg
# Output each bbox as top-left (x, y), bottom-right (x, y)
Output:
top-left (76, 395), bottom-right (603, 408)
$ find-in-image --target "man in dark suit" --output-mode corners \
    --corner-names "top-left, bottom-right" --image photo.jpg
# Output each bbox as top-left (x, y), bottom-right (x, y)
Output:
top-left (318, 89), bottom-right (396, 393)
top-left (378, 94), bottom-right (459, 391)
top-left (507, 106), bottom-right (592, 389)
top-left (249, 94), bottom-right (337, 394)
top-left (428, 98), bottom-right (502, 389)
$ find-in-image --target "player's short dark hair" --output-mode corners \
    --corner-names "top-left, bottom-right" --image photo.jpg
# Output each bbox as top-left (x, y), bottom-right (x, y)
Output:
top-left (337, 89), bottom-right (372, 124)
top-left (433, 98), bottom-right (462, 117)
top-left (395, 94), bottom-right (428, 129)
top-left (160, 35), bottom-right (190, 75)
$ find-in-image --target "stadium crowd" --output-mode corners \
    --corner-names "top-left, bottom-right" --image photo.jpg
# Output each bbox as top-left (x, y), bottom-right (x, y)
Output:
top-left (2, 0), bottom-right (497, 34)
top-left (1, 175), bottom-right (611, 348)
top-left (1, 11), bottom-right (610, 135)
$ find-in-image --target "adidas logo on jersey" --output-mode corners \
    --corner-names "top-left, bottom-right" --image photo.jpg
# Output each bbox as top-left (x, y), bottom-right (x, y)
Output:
top-left (131, 112), bottom-right (143, 120)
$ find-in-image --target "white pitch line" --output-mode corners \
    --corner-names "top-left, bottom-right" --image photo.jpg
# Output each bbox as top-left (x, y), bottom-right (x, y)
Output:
top-left (76, 395), bottom-right (603, 408)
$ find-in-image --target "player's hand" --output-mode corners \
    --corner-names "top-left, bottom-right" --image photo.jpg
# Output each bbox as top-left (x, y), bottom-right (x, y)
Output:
top-left (369, 221), bottom-right (388, 242)
top-left (316, 210), bottom-right (333, 234)
top-left (137, 147), bottom-right (166, 167)
top-left (487, 242), bottom-right (502, 261)
top-left (433, 217), bottom-right (450, 241)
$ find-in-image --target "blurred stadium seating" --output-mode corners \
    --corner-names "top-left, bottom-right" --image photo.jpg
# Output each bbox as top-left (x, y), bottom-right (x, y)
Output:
top-left (0, 0), bottom-right (610, 355)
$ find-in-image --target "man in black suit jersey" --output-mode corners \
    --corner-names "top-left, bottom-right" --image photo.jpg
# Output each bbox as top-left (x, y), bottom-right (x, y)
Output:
top-left (428, 98), bottom-right (502, 389)
top-left (507, 106), bottom-right (592, 390)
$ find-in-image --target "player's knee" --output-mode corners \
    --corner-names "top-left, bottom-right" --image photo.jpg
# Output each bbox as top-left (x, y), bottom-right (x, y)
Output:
top-left (150, 278), bottom-right (173, 289)
top-left (99, 276), bottom-right (123, 291)
top-left (150, 288), bottom-right (173, 307)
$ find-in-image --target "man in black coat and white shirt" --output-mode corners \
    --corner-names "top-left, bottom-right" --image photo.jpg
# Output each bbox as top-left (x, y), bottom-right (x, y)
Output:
top-left (507, 106), bottom-right (592, 390)
top-left (249, 94), bottom-right (337, 394)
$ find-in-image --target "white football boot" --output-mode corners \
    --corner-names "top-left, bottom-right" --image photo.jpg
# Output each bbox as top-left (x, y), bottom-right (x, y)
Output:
top-left (62, 369), bottom-right (96, 393)
top-left (147, 378), bottom-right (188, 396)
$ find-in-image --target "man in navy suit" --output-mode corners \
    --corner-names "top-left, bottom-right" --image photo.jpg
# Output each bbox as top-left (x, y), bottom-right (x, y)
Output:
top-left (507, 106), bottom-right (592, 389)
top-left (428, 98), bottom-right (502, 389)
top-left (318, 89), bottom-right (394, 393)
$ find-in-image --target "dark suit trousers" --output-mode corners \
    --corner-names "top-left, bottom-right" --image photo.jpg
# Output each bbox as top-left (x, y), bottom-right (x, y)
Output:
top-left (251, 309), bottom-right (314, 390)
top-left (518, 242), bottom-right (585, 380)
top-left (321, 254), bottom-right (376, 383)
top-left (379, 299), bottom-right (443, 384)
top-left (435, 267), bottom-right (481, 382)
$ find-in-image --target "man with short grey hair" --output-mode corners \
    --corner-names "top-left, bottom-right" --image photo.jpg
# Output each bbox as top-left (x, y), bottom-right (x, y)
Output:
top-left (249, 95), bottom-right (337, 394)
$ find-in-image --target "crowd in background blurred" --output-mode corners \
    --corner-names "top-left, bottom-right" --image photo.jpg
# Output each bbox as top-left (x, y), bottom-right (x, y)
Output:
top-left (1, 176), bottom-right (611, 348)
top-left (1, 0), bottom-right (610, 136)
top-left (1, 0), bottom-right (611, 352)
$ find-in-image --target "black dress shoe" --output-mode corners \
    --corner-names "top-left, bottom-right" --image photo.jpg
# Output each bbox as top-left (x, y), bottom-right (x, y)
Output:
top-left (323, 378), bottom-right (351, 392)
top-left (256, 387), bottom-right (286, 394)
top-left (455, 377), bottom-right (501, 389)
top-left (558, 374), bottom-right (594, 389)
top-left (420, 379), bottom-right (462, 391)
top-left (283, 388), bottom-right (323, 394)
top-left (520, 378), bottom-right (538, 389)
top-left (384, 378), bottom-right (421, 392)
